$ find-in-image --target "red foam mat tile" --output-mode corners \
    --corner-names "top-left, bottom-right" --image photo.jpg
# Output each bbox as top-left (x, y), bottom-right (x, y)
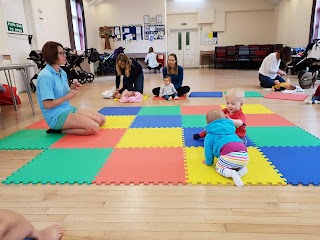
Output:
top-left (153, 95), bottom-right (187, 100)
top-left (93, 148), bottom-right (186, 185)
top-left (50, 129), bottom-right (127, 148)
top-left (264, 92), bottom-right (309, 101)
top-left (246, 114), bottom-right (295, 126)
top-left (181, 105), bottom-right (222, 115)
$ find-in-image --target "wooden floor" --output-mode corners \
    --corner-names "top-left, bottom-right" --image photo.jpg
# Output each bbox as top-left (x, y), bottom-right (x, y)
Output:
top-left (0, 68), bottom-right (320, 240)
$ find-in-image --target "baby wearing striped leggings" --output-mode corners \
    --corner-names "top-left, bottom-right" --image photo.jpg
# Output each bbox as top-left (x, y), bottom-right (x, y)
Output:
top-left (204, 109), bottom-right (249, 187)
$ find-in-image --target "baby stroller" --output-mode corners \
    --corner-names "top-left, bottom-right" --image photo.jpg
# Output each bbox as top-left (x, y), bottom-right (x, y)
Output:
top-left (27, 50), bottom-right (46, 92)
top-left (62, 48), bottom-right (99, 84)
top-left (288, 39), bottom-right (320, 88)
top-left (96, 47), bottom-right (124, 76)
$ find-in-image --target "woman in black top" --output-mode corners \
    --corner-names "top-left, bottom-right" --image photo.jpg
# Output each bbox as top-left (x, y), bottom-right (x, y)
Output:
top-left (114, 53), bottom-right (144, 98)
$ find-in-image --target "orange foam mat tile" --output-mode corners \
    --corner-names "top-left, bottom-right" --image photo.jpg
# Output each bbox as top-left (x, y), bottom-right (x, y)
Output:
top-left (246, 114), bottom-right (295, 126)
top-left (93, 147), bottom-right (186, 185)
top-left (50, 129), bottom-right (127, 148)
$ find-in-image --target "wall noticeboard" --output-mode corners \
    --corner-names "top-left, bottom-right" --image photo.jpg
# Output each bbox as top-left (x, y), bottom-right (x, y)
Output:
top-left (144, 24), bottom-right (165, 41)
top-left (122, 25), bottom-right (143, 42)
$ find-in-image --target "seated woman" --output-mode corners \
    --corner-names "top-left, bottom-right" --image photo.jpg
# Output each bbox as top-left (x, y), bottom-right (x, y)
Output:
top-left (144, 47), bottom-right (162, 72)
top-left (258, 46), bottom-right (292, 88)
top-left (36, 41), bottom-right (106, 135)
top-left (152, 53), bottom-right (190, 96)
top-left (114, 53), bottom-right (144, 98)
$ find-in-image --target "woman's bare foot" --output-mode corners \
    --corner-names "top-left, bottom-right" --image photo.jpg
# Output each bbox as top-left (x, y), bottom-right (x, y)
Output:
top-left (37, 224), bottom-right (63, 240)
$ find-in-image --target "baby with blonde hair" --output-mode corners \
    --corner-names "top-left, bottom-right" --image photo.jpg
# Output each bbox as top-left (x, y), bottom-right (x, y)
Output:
top-left (194, 88), bottom-right (247, 146)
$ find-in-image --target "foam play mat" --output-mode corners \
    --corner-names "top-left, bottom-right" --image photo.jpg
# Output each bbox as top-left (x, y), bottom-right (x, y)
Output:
top-left (264, 92), bottom-right (309, 101)
top-left (1, 104), bottom-right (320, 186)
top-left (189, 92), bottom-right (223, 97)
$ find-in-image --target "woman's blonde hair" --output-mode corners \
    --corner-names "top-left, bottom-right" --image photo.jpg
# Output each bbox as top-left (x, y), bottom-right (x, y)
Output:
top-left (116, 53), bottom-right (132, 77)
top-left (225, 88), bottom-right (245, 103)
top-left (167, 53), bottom-right (178, 75)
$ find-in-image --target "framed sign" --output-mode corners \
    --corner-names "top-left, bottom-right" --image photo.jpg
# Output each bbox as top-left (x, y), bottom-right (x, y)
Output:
top-left (143, 15), bottom-right (150, 24)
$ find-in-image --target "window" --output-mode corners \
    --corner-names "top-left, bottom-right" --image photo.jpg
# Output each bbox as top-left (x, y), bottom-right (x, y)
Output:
top-left (66, 0), bottom-right (87, 50)
top-left (310, 0), bottom-right (320, 42)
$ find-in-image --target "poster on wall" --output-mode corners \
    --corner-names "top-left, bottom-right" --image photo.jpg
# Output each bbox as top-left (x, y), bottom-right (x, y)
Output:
top-left (200, 31), bottom-right (218, 45)
top-left (144, 24), bottom-right (165, 41)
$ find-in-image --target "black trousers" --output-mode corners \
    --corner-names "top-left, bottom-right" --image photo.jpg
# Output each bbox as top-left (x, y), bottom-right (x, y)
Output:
top-left (152, 86), bottom-right (190, 96)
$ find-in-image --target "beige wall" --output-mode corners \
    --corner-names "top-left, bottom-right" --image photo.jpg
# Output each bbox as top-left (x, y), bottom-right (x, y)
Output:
top-left (94, 0), bottom-right (166, 53)
top-left (276, 0), bottom-right (313, 47)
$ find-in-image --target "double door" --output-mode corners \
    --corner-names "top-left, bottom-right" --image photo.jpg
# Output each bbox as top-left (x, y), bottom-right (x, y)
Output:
top-left (167, 29), bottom-right (199, 68)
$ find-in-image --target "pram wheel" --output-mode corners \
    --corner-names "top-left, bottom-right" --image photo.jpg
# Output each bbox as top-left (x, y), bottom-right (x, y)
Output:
top-left (78, 77), bottom-right (87, 84)
top-left (30, 82), bottom-right (36, 92)
top-left (86, 73), bottom-right (94, 82)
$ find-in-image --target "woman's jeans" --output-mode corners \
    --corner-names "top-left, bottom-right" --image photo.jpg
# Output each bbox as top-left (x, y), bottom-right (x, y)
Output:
top-left (259, 73), bottom-right (285, 88)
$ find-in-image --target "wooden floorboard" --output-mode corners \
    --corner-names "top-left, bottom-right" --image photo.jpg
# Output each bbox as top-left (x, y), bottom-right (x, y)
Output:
top-left (0, 68), bottom-right (320, 239)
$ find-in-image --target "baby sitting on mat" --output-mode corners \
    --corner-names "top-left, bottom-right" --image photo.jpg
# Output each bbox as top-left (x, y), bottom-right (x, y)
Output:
top-left (203, 109), bottom-right (249, 187)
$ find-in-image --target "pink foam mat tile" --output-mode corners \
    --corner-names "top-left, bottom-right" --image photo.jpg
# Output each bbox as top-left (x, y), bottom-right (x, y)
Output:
top-left (264, 92), bottom-right (309, 101)
top-left (246, 114), bottom-right (295, 126)
top-left (93, 147), bottom-right (186, 185)
top-left (181, 105), bottom-right (222, 115)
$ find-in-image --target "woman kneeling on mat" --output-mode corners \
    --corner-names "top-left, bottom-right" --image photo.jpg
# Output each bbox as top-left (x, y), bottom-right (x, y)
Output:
top-left (36, 41), bottom-right (106, 135)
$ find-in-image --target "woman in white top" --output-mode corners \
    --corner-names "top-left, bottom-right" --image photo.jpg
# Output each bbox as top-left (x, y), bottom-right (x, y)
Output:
top-left (258, 46), bottom-right (292, 88)
top-left (144, 47), bottom-right (162, 71)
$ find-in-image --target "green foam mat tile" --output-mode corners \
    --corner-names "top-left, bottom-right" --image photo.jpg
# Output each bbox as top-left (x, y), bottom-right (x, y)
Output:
top-left (224, 91), bottom-right (263, 98)
top-left (2, 148), bottom-right (113, 184)
top-left (244, 91), bottom-right (264, 98)
top-left (137, 106), bottom-right (181, 115)
top-left (246, 126), bottom-right (320, 147)
top-left (182, 115), bottom-right (206, 128)
top-left (0, 130), bottom-right (64, 150)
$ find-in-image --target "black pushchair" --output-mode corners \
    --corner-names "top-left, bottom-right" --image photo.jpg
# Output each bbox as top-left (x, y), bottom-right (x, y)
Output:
top-left (62, 47), bottom-right (99, 84)
top-left (27, 48), bottom-right (100, 91)
top-left (96, 47), bottom-right (124, 76)
top-left (27, 50), bottom-right (46, 92)
top-left (288, 39), bottom-right (320, 88)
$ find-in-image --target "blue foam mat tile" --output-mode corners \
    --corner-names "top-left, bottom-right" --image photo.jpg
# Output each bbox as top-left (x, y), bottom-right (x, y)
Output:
top-left (183, 127), bottom-right (205, 147)
top-left (130, 115), bottom-right (182, 128)
top-left (99, 107), bottom-right (141, 116)
top-left (189, 92), bottom-right (223, 98)
top-left (259, 146), bottom-right (320, 186)
top-left (246, 136), bottom-right (256, 147)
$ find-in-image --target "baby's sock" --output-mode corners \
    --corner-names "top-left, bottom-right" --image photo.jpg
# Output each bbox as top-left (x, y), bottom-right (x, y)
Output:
top-left (237, 167), bottom-right (248, 178)
top-left (223, 168), bottom-right (244, 187)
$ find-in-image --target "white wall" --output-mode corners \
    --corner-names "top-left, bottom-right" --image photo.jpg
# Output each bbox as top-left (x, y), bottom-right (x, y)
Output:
top-left (83, 1), bottom-right (100, 51)
top-left (275, 0), bottom-right (313, 47)
top-left (94, 0), bottom-right (166, 53)
top-left (167, 0), bottom-right (275, 14)
top-left (30, 0), bottom-right (70, 49)
top-left (167, 0), bottom-right (277, 50)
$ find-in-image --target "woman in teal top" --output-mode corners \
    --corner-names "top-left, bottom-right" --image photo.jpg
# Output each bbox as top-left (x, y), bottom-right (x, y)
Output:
top-left (152, 53), bottom-right (190, 96)
top-left (36, 41), bottom-right (105, 135)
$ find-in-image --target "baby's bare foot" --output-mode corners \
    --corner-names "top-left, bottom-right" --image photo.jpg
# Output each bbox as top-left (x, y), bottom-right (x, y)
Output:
top-left (39, 224), bottom-right (63, 240)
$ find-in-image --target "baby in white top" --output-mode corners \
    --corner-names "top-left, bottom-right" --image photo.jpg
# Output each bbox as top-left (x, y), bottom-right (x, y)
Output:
top-left (159, 76), bottom-right (179, 101)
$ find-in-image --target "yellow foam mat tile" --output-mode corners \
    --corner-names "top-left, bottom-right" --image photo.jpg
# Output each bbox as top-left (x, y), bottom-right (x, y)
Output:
top-left (101, 116), bottom-right (136, 129)
top-left (113, 94), bottom-right (149, 101)
top-left (116, 128), bottom-right (183, 148)
top-left (220, 104), bottom-right (274, 114)
top-left (185, 146), bottom-right (286, 186)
